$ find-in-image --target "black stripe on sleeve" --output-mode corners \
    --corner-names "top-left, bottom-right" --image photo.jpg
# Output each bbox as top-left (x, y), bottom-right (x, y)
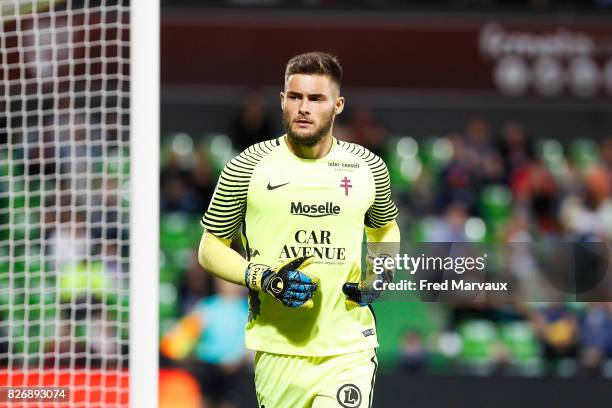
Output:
top-left (201, 139), bottom-right (278, 239)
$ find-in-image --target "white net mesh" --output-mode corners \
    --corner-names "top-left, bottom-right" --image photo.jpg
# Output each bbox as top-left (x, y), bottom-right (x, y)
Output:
top-left (0, 1), bottom-right (130, 405)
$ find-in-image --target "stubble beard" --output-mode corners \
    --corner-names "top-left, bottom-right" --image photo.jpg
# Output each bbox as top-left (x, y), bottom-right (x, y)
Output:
top-left (283, 110), bottom-right (335, 147)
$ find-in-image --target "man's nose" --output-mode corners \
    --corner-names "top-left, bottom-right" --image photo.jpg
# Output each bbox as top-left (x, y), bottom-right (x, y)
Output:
top-left (298, 99), bottom-right (311, 115)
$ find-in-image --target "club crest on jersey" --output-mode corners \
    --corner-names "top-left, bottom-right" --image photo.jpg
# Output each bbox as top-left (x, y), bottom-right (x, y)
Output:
top-left (337, 384), bottom-right (362, 408)
top-left (340, 176), bottom-right (352, 196)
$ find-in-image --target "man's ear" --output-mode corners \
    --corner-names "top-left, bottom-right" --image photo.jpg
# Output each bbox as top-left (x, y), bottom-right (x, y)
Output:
top-left (280, 91), bottom-right (285, 111)
top-left (335, 96), bottom-right (345, 115)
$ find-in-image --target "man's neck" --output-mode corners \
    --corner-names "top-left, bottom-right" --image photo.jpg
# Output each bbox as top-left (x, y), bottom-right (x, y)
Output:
top-left (285, 134), bottom-right (333, 159)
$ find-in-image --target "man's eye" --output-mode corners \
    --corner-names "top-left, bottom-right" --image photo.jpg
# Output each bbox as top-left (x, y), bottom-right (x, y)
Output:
top-left (289, 95), bottom-right (299, 100)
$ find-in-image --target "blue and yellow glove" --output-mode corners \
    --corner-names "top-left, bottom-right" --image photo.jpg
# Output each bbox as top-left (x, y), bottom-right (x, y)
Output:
top-left (245, 256), bottom-right (318, 309)
top-left (343, 256), bottom-right (394, 308)
top-left (342, 276), bottom-right (384, 308)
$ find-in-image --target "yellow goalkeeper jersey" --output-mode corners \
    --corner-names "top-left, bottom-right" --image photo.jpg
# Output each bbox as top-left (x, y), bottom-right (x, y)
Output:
top-left (201, 135), bottom-right (398, 356)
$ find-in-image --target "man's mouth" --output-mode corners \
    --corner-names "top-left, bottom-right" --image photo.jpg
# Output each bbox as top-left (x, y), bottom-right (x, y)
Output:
top-left (295, 118), bottom-right (313, 127)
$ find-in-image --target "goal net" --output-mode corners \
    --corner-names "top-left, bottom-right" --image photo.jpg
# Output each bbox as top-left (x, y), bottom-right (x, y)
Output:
top-left (0, 1), bottom-right (133, 405)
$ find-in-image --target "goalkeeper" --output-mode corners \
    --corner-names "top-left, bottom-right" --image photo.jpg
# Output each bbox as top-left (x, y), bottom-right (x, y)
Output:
top-left (199, 51), bottom-right (400, 408)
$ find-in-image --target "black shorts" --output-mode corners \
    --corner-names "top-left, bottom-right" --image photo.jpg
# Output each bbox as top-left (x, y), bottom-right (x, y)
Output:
top-left (188, 361), bottom-right (247, 405)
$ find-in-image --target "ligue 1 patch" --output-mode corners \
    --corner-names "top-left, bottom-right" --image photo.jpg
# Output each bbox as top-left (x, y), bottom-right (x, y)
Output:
top-left (337, 384), bottom-right (362, 408)
top-left (362, 328), bottom-right (375, 337)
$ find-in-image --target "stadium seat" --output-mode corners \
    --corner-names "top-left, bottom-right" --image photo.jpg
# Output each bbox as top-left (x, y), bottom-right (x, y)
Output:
top-left (410, 217), bottom-right (439, 242)
top-left (387, 136), bottom-right (421, 191)
top-left (0, 247), bottom-right (9, 274)
top-left (457, 319), bottom-right (499, 375)
top-left (479, 184), bottom-right (512, 241)
top-left (159, 282), bottom-right (179, 330)
top-left (569, 139), bottom-right (599, 171)
top-left (500, 321), bottom-right (542, 376)
top-left (160, 213), bottom-right (197, 251)
top-left (536, 138), bottom-right (567, 177)
top-left (373, 301), bottom-right (439, 370)
top-left (0, 150), bottom-right (9, 177)
top-left (202, 133), bottom-right (237, 176)
top-left (26, 180), bottom-right (42, 208)
top-left (420, 137), bottom-right (454, 173)
top-left (480, 184), bottom-right (511, 221)
top-left (11, 147), bottom-right (25, 177)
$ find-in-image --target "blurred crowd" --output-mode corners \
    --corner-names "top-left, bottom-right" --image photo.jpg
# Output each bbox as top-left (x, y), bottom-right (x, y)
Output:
top-left (0, 94), bottom-right (130, 369)
top-left (159, 87), bottom-right (612, 396)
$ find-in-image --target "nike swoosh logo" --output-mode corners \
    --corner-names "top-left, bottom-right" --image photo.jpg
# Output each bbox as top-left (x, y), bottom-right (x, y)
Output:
top-left (267, 182), bottom-right (290, 190)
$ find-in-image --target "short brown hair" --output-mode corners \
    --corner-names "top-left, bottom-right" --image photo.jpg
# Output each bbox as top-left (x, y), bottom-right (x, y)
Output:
top-left (284, 52), bottom-right (343, 88)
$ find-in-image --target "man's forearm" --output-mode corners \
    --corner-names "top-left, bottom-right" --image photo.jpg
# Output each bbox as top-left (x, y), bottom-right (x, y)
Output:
top-left (365, 219), bottom-right (400, 243)
top-left (365, 219), bottom-right (400, 281)
top-left (198, 232), bottom-right (249, 285)
top-left (199, 232), bottom-right (319, 308)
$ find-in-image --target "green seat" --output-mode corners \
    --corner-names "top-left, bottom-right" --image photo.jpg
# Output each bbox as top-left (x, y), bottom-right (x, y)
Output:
top-left (0, 224), bottom-right (8, 242)
top-left (160, 250), bottom-right (183, 284)
top-left (569, 139), bottom-right (599, 171)
top-left (26, 274), bottom-right (55, 310)
top-left (202, 133), bottom-right (237, 176)
top-left (159, 282), bottom-right (179, 321)
top-left (386, 137), bottom-right (421, 191)
top-left (43, 304), bottom-right (58, 320)
top-left (41, 311), bottom-right (59, 338)
top-left (11, 324), bottom-right (26, 355)
top-left (13, 256), bottom-right (42, 277)
top-left (373, 301), bottom-right (439, 370)
top-left (536, 138), bottom-right (564, 163)
top-left (479, 185), bottom-right (511, 241)
top-left (536, 139), bottom-right (567, 178)
top-left (25, 180), bottom-right (42, 208)
top-left (75, 322), bottom-right (88, 343)
top-left (10, 148), bottom-right (24, 177)
top-left (0, 247), bottom-right (9, 273)
top-left (119, 295), bottom-right (130, 340)
top-left (0, 279), bottom-right (10, 319)
top-left (458, 319), bottom-right (498, 374)
top-left (24, 324), bottom-right (42, 355)
top-left (420, 137), bottom-right (453, 173)
top-left (410, 217), bottom-right (439, 242)
top-left (160, 318), bottom-right (177, 337)
top-left (9, 210), bottom-right (41, 241)
top-left (480, 185), bottom-right (511, 221)
top-left (500, 321), bottom-right (541, 369)
top-left (103, 146), bottom-right (130, 177)
top-left (0, 150), bottom-right (9, 177)
top-left (160, 213), bottom-right (197, 251)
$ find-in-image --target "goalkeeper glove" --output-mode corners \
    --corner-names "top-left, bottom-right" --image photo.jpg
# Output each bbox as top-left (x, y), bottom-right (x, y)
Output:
top-left (245, 256), bottom-right (318, 309)
top-left (343, 256), bottom-right (394, 308)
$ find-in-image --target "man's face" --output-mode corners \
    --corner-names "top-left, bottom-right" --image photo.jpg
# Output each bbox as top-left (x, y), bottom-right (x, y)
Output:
top-left (281, 74), bottom-right (344, 147)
